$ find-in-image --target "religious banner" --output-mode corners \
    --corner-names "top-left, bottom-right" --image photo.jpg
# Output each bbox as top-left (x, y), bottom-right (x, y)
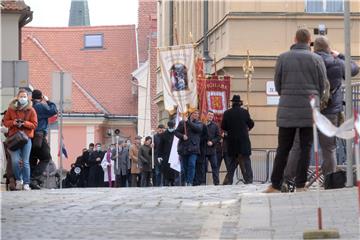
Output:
top-left (159, 44), bottom-right (197, 113)
top-left (197, 75), bottom-right (231, 124)
top-left (195, 57), bottom-right (207, 122)
top-left (206, 76), bottom-right (231, 124)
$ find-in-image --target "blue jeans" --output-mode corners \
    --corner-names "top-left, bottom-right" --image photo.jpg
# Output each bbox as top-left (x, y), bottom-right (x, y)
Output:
top-left (9, 139), bottom-right (32, 184)
top-left (154, 164), bottom-right (163, 187)
top-left (181, 154), bottom-right (198, 185)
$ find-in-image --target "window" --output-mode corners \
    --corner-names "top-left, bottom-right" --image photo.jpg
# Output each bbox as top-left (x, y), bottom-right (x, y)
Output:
top-left (305, 0), bottom-right (343, 13)
top-left (84, 34), bottom-right (103, 48)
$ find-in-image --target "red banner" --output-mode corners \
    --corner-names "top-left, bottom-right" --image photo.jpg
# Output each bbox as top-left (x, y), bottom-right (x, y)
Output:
top-left (203, 76), bottom-right (231, 124)
top-left (195, 57), bottom-right (231, 125)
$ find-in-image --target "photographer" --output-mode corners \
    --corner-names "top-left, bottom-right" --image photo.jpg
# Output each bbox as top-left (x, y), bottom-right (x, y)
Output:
top-left (3, 89), bottom-right (38, 190)
top-left (30, 89), bottom-right (58, 189)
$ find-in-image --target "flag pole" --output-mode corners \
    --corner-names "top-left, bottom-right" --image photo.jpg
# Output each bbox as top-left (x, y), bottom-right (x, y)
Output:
top-left (312, 98), bottom-right (322, 230)
top-left (303, 96), bottom-right (340, 239)
top-left (354, 111), bottom-right (360, 234)
top-left (59, 71), bottom-right (64, 189)
top-left (243, 50), bottom-right (254, 111)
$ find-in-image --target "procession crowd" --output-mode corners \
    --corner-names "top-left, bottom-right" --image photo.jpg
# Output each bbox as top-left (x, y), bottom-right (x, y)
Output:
top-left (1, 28), bottom-right (359, 192)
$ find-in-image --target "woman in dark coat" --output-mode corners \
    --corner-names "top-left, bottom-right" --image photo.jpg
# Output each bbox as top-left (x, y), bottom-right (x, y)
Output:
top-left (138, 136), bottom-right (153, 187)
top-left (221, 95), bottom-right (254, 184)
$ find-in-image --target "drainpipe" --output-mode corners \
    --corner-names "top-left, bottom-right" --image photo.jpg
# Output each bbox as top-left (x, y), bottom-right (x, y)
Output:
top-left (203, 0), bottom-right (212, 75)
top-left (169, 0), bottom-right (174, 46)
top-left (19, 8), bottom-right (33, 59)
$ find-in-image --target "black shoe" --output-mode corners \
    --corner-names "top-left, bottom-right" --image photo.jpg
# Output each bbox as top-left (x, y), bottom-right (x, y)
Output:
top-left (29, 182), bottom-right (41, 190)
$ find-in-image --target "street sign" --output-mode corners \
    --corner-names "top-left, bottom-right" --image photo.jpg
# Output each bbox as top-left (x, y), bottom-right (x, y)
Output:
top-left (52, 72), bottom-right (72, 112)
top-left (1, 61), bottom-right (28, 88)
top-left (266, 81), bottom-right (279, 105)
top-left (266, 81), bottom-right (278, 96)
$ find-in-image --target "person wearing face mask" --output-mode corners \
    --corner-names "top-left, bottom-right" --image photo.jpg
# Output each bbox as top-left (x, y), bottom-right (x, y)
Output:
top-left (87, 143), bottom-right (105, 187)
top-left (3, 89), bottom-right (38, 191)
top-left (158, 121), bottom-right (177, 186)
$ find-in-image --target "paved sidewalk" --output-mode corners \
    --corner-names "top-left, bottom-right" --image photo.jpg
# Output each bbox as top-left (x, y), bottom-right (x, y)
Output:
top-left (1, 185), bottom-right (359, 239)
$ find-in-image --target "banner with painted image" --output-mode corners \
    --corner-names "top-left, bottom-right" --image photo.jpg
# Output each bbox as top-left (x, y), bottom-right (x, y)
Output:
top-left (159, 44), bottom-right (197, 113)
top-left (199, 75), bottom-right (231, 124)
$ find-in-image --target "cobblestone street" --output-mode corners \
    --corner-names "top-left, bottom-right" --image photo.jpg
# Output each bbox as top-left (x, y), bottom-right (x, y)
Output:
top-left (1, 185), bottom-right (359, 239)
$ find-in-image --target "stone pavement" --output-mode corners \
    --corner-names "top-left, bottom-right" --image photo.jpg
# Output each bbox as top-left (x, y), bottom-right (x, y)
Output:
top-left (0, 185), bottom-right (359, 239)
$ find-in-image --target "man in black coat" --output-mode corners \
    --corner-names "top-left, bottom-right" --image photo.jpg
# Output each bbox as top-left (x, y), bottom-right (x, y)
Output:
top-left (153, 124), bottom-right (165, 186)
top-left (87, 143), bottom-right (105, 187)
top-left (158, 121), bottom-right (177, 186)
top-left (193, 121), bottom-right (207, 186)
top-left (175, 109), bottom-right (203, 186)
top-left (204, 110), bottom-right (221, 185)
top-left (81, 143), bottom-right (94, 187)
top-left (221, 95), bottom-right (254, 184)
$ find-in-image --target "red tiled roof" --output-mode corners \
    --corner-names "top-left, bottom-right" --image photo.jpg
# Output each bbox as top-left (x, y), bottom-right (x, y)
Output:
top-left (22, 25), bottom-right (138, 115)
top-left (1, 0), bottom-right (28, 12)
top-left (22, 35), bottom-right (102, 113)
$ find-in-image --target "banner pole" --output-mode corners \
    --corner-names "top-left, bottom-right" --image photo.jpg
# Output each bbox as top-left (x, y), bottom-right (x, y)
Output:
top-left (354, 111), bottom-right (360, 234)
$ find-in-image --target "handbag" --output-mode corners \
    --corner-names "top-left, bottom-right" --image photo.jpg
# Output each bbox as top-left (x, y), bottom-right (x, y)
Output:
top-left (5, 131), bottom-right (29, 151)
top-left (5, 109), bottom-right (30, 151)
top-left (324, 170), bottom-right (346, 190)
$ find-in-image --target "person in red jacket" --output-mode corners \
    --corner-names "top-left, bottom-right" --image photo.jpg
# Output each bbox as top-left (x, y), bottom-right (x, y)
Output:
top-left (3, 89), bottom-right (38, 190)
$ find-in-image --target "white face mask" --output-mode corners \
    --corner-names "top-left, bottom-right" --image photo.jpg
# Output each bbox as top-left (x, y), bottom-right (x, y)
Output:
top-left (18, 97), bottom-right (28, 105)
top-left (168, 128), bottom-right (175, 133)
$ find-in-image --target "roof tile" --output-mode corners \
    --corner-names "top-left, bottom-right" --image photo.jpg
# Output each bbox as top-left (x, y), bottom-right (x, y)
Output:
top-left (22, 26), bottom-right (138, 115)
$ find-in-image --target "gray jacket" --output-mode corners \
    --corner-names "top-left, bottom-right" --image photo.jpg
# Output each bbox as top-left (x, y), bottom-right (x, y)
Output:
top-left (112, 146), bottom-right (130, 176)
top-left (274, 43), bottom-right (328, 127)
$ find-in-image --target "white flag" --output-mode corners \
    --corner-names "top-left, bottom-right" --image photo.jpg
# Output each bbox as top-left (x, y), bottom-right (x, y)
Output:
top-left (169, 111), bottom-right (181, 172)
top-left (355, 114), bottom-right (360, 135)
top-left (310, 98), bottom-right (354, 139)
top-left (159, 44), bottom-right (197, 113)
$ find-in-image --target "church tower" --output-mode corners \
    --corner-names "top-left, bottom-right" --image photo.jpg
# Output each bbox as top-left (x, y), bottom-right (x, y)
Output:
top-left (68, 0), bottom-right (90, 26)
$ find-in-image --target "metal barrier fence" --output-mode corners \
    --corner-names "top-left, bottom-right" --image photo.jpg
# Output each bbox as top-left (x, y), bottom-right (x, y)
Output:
top-left (235, 149), bottom-right (276, 184)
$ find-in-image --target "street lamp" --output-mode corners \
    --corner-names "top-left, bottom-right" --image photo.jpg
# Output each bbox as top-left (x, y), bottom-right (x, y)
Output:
top-left (203, 54), bottom-right (213, 76)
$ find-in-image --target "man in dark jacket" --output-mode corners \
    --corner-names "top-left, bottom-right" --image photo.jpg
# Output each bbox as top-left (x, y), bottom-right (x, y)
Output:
top-left (158, 121), bottom-right (177, 186)
top-left (314, 36), bottom-right (359, 176)
top-left (193, 121), bottom-right (208, 186)
top-left (29, 89), bottom-right (58, 188)
top-left (175, 109), bottom-right (203, 186)
top-left (81, 143), bottom-right (94, 187)
top-left (204, 110), bottom-right (221, 185)
top-left (264, 28), bottom-right (329, 193)
top-left (87, 143), bottom-right (105, 187)
top-left (221, 95), bottom-right (254, 184)
top-left (153, 124), bottom-right (165, 186)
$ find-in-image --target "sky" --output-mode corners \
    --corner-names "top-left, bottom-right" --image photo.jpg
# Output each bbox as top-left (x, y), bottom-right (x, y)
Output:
top-left (25, 0), bottom-right (139, 27)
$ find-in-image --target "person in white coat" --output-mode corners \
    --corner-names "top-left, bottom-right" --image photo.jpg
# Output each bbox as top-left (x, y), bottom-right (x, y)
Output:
top-left (101, 147), bottom-right (115, 187)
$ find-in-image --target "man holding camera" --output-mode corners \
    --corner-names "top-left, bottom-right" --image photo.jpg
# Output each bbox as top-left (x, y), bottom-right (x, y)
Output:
top-left (30, 89), bottom-right (58, 189)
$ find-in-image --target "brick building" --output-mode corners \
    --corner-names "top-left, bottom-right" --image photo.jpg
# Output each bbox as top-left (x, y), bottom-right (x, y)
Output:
top-left (22, 25), bottom-right (138, 169)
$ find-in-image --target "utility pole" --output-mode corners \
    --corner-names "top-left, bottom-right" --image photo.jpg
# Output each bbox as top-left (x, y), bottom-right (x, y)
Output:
top-left (344, 0), bottom-right (353, 187)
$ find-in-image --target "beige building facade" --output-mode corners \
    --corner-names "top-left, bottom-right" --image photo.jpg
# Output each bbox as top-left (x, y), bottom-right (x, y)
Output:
top-left (156, 0), bottom-right (360, 150)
